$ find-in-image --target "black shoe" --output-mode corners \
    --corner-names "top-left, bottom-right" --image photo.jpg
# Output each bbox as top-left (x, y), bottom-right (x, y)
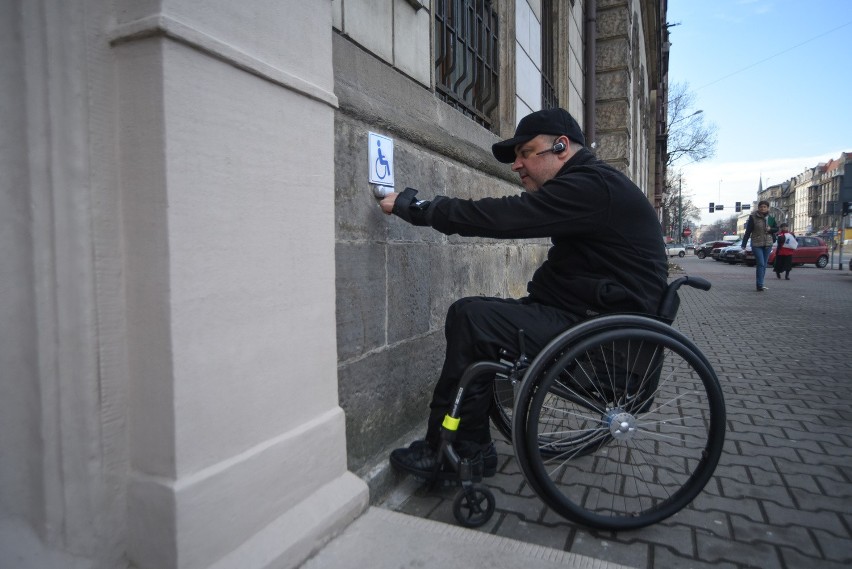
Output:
top-left (776, 273), bottom-right (781, 279)
top-left (457, 440), bottom-right (498, 477)
top-left (407, 439), bottom-right (498, 475)
top-left (390, 440), bottom-right (497, 483)
top-left (785, 276), bottom-right (790, 280)
top-left (389, 441), bottom-right (443, 480)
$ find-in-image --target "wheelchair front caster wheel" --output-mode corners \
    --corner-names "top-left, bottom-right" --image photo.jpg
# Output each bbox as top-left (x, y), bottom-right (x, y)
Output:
top-left (452, 485), bottom-right (495, 528)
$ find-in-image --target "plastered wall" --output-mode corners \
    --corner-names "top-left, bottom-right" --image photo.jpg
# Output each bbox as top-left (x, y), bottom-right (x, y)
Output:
top-left (1, 1), bottom-right (367, 568)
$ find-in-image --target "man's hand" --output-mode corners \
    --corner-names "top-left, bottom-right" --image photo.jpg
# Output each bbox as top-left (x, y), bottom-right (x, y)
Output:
top-left (380, 193), bottom-right (398, 215)
top-left (383, 187), bottom-right (432, 226)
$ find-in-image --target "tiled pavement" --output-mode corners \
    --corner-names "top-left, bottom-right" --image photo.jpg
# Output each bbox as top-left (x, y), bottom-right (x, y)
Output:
top-left (382, 255), bottom-right (852, 569)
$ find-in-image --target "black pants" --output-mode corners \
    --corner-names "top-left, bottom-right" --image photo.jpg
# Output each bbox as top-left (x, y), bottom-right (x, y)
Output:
top-left (773, 254), bottom-right (793, 276)
top-left (425, 296), bottom-right (580, 447)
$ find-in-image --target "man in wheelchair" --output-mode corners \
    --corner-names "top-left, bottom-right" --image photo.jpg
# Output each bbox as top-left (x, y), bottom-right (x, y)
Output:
top-left (379, 108), bottom-right (668, 483)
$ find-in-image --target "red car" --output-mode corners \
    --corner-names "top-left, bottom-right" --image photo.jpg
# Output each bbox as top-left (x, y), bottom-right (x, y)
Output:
top-left (744, 236), bottom-right (829, 268)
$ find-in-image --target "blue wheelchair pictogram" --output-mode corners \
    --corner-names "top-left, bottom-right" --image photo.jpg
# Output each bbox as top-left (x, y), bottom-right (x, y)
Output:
top-left (368, 132), bottom-right (394, 186)
top-left (375, 140), bottom-right (391, 180)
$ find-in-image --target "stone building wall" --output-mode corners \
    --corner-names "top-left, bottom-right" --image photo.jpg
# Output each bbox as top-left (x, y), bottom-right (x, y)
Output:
top-left (595, 0), bottom-right (657, 196)
top-left (331, 30), bottom-right (550, 484)
top-left (331, 0), bottom-right (665, 500)
top-left (0, 1), bottom-right (667, 567)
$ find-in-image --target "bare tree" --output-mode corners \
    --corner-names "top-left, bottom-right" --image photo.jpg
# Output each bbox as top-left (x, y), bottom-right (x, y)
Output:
top-left (666, 82), bottom-right (717, 168)
top-left (662, 82), bottom-right (718, 241)
top-left (698, 216), bottom-right (740, 242)
top-left (661, 184), bottom-right (702, 241)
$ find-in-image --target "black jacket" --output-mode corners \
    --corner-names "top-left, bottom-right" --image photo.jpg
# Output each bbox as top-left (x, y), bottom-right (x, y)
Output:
top-left (409, 148), bottom-right (668, 318)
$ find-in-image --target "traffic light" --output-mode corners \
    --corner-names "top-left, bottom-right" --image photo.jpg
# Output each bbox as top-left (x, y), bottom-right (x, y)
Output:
top-left (709, 202), bottom-right (714, 213)
top-left (844, 201), bottom-right (851, 216)
top-left (735, 202), bottom-right (741, 212)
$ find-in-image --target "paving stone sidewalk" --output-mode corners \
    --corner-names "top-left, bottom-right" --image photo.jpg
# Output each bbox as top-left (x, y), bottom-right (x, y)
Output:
top-left (382, 256), bottom-right (852, 569)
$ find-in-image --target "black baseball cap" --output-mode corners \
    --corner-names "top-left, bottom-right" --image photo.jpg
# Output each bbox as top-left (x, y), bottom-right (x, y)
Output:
top-left (491, 108), bottom-right (585, 163)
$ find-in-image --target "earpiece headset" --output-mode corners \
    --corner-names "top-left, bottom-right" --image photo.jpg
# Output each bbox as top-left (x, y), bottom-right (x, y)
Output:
top-left (536, 140), bottom-right (567, 155)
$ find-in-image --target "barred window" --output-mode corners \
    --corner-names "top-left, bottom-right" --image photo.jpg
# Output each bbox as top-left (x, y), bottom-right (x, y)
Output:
top-left (541, 0), bottom-right (559, 109)
top-left (434, 0), bottom-right (500, 129)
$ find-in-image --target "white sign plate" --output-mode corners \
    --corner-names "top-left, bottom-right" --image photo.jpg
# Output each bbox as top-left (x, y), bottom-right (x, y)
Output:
top-left (368, 132), bottom-right (394, 187)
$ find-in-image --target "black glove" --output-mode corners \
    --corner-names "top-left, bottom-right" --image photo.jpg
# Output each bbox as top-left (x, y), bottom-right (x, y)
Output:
top-left (392, 187), bottom-right (432, 226)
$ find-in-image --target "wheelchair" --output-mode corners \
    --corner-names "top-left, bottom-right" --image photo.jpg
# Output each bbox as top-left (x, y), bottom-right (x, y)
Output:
top-left (432, 275), bottom-right (726, 531)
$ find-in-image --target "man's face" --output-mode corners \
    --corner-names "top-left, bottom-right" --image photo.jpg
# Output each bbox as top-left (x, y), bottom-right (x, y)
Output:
top-left (758, 203), bottom-right (769, 214)
top-left (511, 135), bottom-right (568, 192)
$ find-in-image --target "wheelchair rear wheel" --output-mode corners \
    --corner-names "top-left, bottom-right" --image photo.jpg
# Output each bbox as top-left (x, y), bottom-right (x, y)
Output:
top-left (513, 327), bottom-right (725, 531)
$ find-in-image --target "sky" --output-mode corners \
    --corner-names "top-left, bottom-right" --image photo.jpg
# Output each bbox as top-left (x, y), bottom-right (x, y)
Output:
top-left (666, 0), bottom-right (852, 226)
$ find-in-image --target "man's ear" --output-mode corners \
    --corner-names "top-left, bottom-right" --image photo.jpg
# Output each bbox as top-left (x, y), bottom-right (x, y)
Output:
top-left (557, 136), bottom-right (574, 159)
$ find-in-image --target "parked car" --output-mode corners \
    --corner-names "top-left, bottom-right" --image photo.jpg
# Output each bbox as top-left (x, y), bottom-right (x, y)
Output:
top-left (770, 236), bottom-right (829, 268)
top-left (743, 236), bottom-right (829, 268)
top-left (711, 240), bottom-right (741, 262)
top-left (721, 241), bottom-right (746, 264)
top-left (666, 243), bottom-right (686, 257)
top-left (697, 240), bottom-right (732, 259)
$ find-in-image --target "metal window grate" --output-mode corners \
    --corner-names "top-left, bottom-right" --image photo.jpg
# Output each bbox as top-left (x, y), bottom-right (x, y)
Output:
top-left (435, 0), bottom-right (499, 129)
top-left (541, 0), bottom-right (559, 109)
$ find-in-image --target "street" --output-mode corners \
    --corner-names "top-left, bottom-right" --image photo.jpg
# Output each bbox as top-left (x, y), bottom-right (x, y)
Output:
top-left (383, 255), bottom-right (852, 569)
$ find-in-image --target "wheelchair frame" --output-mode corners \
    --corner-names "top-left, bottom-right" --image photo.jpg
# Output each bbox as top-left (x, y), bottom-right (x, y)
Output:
top-left (432, 275), bottom-right (726, 530)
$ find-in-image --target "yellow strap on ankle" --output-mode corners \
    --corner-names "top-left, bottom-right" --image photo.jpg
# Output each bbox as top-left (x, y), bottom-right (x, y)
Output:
top-left (442, 415), bottom-right (460, 431)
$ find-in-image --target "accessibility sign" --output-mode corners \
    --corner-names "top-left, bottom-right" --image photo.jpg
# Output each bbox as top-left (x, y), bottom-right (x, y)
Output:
top-left (368, 132), bottom-right (394, 187)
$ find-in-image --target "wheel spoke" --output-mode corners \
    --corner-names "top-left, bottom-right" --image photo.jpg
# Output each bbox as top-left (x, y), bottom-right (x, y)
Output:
top-left (517, 326), bottom-right (725, 531)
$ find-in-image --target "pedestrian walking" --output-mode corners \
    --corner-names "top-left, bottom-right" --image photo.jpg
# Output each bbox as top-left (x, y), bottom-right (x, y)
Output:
top-left (773, 223), bottom-right (795, 280)
top-left (742, 200), bottom-right (778, 291)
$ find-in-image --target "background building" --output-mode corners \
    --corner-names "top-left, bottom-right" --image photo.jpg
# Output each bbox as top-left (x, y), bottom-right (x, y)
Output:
top-left (1, 1), bottom-right (669, 568)
top-left (784, 153), bottom-right (848, 240)
top-left (747, 154), bottom-right (849, 245)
